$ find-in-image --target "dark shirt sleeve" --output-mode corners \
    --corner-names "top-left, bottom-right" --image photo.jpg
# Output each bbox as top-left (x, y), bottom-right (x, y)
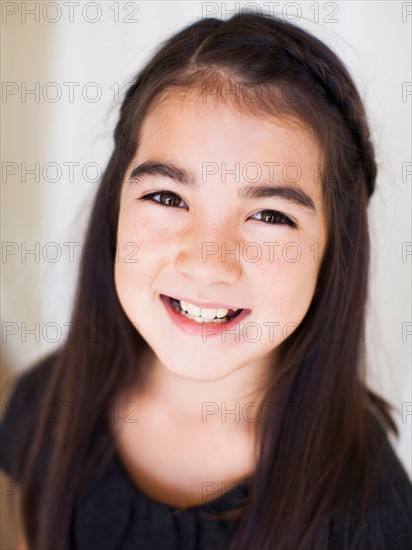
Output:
top-left (0, 352), bottom-right (58, 482)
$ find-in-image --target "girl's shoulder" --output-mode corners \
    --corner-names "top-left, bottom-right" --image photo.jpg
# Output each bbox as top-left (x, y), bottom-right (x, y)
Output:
top-left (365, 405), bottom-right (411, 497)
top-left (329, 408), bottom-right (412, 549)
top-left (0, 350), bottom-right (60, 481)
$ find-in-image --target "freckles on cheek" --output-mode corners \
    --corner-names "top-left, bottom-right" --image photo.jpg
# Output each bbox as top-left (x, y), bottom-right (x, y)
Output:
top-left (253, 249), bottom-right (317, 316)
top-left (117, 212), bottom-right (170, 256)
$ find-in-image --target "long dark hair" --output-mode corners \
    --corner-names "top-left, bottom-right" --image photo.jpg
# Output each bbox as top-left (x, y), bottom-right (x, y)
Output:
top-left (14, 11), bottom-right (398, 549)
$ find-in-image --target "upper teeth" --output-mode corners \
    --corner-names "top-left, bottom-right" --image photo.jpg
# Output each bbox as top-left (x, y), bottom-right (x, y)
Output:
top-left (180, 300), bottom-right (231, 321)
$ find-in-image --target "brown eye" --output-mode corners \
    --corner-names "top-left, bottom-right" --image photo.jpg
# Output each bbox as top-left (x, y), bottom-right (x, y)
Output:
top-left (139, 191), bottom-right (188, 209)
top-left (250, 209), bottom-right (296, 228)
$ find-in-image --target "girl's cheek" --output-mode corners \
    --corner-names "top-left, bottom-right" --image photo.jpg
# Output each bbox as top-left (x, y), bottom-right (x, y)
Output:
top-left (115, 221), bottom-right (177, 271)
top-left (251, 235), bottom-right (318, 272)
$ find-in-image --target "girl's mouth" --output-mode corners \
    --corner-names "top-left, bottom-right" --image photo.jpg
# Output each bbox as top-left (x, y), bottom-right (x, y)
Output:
top-left (159, 294), bottom-right (251, 337)
top-left (167, 296), bottom-right (243, 323)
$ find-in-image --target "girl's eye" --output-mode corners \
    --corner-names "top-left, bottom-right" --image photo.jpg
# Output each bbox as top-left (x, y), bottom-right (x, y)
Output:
top-left (139, 191), bottom-right (188, 209)
top-left (250, 210), bottom-right (297, 229)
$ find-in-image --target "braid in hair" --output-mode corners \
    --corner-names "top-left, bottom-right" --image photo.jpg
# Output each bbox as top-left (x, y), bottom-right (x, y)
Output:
top-left (195, 12), bottom-right (377, 199)
top-left (270, 30), bottom-right (377, 198)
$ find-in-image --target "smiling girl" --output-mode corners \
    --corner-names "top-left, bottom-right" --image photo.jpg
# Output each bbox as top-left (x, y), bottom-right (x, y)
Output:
top-left (1, 11), bottom-right (411, 550)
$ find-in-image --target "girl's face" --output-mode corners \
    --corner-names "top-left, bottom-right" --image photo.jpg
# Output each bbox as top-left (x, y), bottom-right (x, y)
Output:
top-left (115, 93), bottom-right (327, 382)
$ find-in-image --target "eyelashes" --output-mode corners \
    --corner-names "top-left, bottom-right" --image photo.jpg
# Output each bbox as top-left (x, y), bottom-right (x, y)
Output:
top-left (138, 190), bottom-right (297, 229)
top-left (140, 191), bottom-right (188, 210)
top-left (250, 209), bottom-right (297, 228)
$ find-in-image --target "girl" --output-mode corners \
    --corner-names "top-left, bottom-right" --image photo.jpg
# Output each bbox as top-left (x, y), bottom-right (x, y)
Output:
top-left (1, 11), bottom-right (411, 550)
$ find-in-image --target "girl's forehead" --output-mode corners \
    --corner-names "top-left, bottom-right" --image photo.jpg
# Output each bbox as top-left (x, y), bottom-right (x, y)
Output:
top-left (138, 93), bottom-right (321, 168)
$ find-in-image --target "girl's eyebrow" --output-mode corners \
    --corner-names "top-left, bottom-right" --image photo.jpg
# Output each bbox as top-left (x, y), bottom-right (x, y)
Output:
top-left (129, 160), bottom-right (317, 213)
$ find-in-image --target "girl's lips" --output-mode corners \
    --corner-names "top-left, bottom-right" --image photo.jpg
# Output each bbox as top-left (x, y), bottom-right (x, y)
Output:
top-left (160, 294), bottom-right (251, 338)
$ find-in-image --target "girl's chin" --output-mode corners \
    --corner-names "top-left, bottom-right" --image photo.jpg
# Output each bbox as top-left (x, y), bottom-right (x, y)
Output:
top-left (157, 358), bottom-right (236, 382)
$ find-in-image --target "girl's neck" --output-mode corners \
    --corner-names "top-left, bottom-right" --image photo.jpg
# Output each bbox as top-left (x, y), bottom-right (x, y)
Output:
top-left (132, 348), bottom-right (275, 433)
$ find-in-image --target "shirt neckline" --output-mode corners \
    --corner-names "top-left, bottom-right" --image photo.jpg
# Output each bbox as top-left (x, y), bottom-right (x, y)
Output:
top-left (110, 448), bottom-right (251, 514)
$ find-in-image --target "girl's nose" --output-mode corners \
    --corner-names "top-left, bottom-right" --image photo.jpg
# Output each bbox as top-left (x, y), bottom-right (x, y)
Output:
top-left (174, 227), bottom-right (242, 286)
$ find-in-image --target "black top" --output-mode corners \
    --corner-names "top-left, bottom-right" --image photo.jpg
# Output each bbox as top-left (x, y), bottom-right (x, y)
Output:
top-left (1, 355), bottom-right (411, 549)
